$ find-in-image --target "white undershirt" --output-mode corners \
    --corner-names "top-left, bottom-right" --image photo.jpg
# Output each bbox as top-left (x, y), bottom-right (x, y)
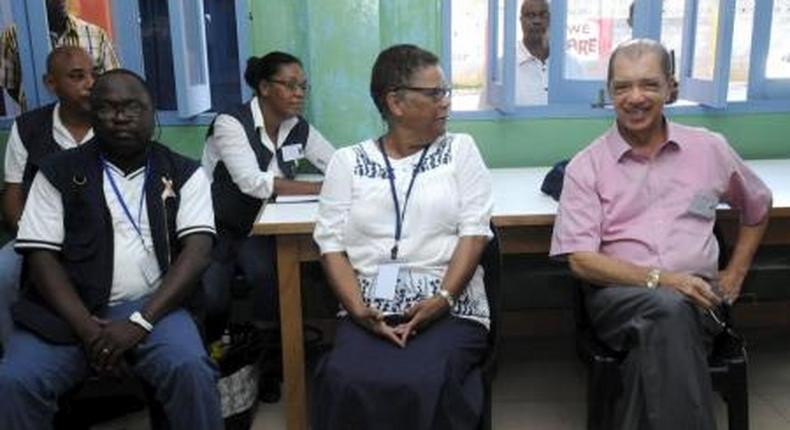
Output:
top-left (3, 103), bottom-right (94, 183)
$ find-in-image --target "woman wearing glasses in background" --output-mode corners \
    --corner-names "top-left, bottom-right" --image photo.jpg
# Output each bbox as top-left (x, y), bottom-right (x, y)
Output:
top-left (312, 44), bottom-right (493, 430)
top-left (201, 52), bottom-right (335, 350)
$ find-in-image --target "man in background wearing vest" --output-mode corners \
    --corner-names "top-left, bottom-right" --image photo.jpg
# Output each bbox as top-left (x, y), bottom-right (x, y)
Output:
top-left (0, 69), bottom-right (223, 428)
top-left (1, 46), bottom-right (95, 346)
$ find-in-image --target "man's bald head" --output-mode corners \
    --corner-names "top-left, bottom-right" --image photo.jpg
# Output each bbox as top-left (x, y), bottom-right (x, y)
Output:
top-left (43, 46), bottom-right (95, 112)
top-left (46, 46), bottom-right (92, 76)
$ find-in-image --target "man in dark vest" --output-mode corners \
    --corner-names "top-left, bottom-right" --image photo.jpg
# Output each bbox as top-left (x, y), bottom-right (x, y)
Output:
top-left (1, 46), bottom-right (95, 345)
top-left (0, 69), bottom-right (223, 428)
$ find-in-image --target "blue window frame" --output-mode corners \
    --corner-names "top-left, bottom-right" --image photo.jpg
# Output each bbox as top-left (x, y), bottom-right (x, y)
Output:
top-left (113, 0), bottom-right (250, 122)
top-left (0, 0), bottom-right (249, 125)
top-left (679, 0), bottom-right (735, 108)
top-left (747, 0), bottom-right (790, 100)
top-left (5, 0), bottom-right (51, 110)
top-left (484, 0), bottom-right (516, 113)
top-left (443, 0), bottom-right (790, 119)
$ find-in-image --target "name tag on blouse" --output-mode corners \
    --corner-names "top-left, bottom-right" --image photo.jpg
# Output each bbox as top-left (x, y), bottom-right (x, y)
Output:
top-left (372, 263), bottom-right (400, 301)
top-left (281, 144), bottom-right (305, 162)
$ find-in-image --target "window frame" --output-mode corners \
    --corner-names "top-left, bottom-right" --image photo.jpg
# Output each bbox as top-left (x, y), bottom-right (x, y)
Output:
top-left (166, 0), bottom-right (212, 118)
top-left (0, 0), bottom-right (251, 127)
top-left (678, 0), bottom-right (736, 108)
top-left (747, 0), bottom-right (790, 100)
top-left (443, 0), bottom-right (790, 120)
top-left (15, 0), bottom-right (51, 109)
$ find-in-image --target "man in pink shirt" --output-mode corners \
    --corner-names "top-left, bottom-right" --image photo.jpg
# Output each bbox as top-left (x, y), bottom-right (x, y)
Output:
top-left (550, 39), bottom-right (771, 429)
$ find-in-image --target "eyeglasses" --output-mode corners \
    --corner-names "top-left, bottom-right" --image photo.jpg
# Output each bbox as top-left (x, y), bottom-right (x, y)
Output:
top-left (397, 86), bottom-right (452, 101)
top-left (95, 101), bottom-right (146, 120)
top-left (268, 79), bottom-right (310, 93)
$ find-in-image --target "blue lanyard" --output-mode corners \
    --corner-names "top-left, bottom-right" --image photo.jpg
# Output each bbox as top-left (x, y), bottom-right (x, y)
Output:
top-left (377, 138), bottom-right (429, 260)
top-left (101, 156), bottom-right (151, 249)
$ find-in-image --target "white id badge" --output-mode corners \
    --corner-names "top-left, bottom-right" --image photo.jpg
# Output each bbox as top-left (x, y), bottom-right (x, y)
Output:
top-left (372, 263), bottom-right (400, 301)
top-left (688, 192), bottom-right (718, 220)
top-left (281, 144), bottom-right (305, 162)
top-left (140, 251), bottom-right (162, 287)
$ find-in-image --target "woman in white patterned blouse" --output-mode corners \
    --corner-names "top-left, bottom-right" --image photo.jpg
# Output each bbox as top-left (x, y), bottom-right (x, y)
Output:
top-left (311, 44), bottom-right (494, 430)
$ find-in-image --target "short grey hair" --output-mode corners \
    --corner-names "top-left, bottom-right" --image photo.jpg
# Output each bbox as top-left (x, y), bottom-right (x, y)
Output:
top-left (606, 38), bottom-right (673, 88)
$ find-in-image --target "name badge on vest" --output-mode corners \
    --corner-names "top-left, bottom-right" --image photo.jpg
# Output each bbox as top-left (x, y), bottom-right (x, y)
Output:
top-left (281, 144), bottom-right (305, 162)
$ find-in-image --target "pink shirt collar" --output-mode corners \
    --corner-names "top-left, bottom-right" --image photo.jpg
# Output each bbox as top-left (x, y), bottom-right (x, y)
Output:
top-left (604, 118), bottom-right (685, 162)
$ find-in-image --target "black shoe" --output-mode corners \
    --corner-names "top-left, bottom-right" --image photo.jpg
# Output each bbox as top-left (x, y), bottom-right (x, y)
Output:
top-left (258, 375), bottom-right (281, 403)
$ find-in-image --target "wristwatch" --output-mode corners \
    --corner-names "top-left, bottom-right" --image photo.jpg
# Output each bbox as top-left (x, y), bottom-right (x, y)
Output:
top-left (646, 268), bottom-right (661, 289)
top-left (129, 311), bottom-right (154, 333)
top-left (437, 289), bottom-right (456, 308)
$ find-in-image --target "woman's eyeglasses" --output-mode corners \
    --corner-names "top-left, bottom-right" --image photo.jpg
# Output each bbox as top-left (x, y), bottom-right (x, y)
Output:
top-left (397, 86), bottom-right (452, 101)
top-left (268, 79), bottom-right (310, 93)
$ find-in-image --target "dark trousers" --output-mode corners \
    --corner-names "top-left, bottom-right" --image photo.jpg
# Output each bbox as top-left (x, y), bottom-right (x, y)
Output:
top-left (202, 234), bottom-right (277, 340)
top-left (585, 284), bottom-right (721, 430)
top-left (311, 316), bottom-right (488, 430)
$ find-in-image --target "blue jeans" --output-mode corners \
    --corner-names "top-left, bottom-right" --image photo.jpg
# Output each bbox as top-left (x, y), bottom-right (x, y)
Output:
top-left (0, 299), bottom-right (223, 429)
top-left (0, 240), bottom-right (22, 344)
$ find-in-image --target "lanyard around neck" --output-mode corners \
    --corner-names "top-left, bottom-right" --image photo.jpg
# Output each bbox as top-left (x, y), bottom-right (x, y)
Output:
top-left (101, 156), bottom-right (151, 249)
top-left (376, 137), bottom-right (430, 260)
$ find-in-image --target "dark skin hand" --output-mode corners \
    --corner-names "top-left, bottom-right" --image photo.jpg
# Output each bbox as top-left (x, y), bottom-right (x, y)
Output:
top-left (392, 236), bottom-right (487, 346)
top-left (29, 234), bottom-right (212, 373)
top-left (1, 182), bottom-right (24, 233)
top-left (321, 236), bottom-right (487, 348)
top-left (89, 233), bottom-right (213, 372)
top-left (28, 251), bottom-right (104, 362)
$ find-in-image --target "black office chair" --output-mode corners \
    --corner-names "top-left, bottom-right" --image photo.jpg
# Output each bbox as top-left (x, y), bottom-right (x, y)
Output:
top-left (478, 224), bottom-right (502, 430)
top-left (574, 224), bottom-right (749, 430)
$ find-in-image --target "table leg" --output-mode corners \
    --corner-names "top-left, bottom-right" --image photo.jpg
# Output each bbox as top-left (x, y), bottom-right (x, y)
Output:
top-left (276, 236), bottom-right (307, 430)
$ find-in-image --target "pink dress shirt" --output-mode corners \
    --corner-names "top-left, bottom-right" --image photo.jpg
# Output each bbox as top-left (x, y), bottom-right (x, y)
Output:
top-left (550, 120), bottom-right (772, 280)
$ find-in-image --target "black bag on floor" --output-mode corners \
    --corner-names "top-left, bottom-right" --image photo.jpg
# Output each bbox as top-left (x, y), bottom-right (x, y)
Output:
top-left (215, 323), bottom-right (266, 430)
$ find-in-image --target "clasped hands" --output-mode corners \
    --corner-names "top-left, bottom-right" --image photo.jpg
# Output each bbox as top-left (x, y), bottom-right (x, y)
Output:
top-left (351, 296), bottom-right (450, 348)
top-left (81, 317), bottom-right (148, 375)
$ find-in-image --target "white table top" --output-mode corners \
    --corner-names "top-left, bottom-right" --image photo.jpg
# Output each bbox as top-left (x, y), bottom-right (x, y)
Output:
top-left (255, 159), bottom-right (790, 231)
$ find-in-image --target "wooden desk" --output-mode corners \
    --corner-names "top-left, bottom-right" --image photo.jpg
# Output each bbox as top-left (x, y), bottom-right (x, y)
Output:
top-left (252, 160), bottom-right (790, 430)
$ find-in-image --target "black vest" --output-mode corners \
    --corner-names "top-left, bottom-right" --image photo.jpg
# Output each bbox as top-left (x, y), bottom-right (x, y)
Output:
top-left (12, 139), bottom-right (200, 344)
top-left (16, 103), bottom-right (62, 194)
top-left (206, 101), bottom-right (309, 237)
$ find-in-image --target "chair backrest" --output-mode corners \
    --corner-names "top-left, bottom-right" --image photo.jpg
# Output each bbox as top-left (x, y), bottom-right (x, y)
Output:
top-left (481, 223), bottom-right (502, 368)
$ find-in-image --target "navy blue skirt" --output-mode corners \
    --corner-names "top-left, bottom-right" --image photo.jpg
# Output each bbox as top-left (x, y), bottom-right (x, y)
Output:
top-left (311, 316), bottom-right (488, 430)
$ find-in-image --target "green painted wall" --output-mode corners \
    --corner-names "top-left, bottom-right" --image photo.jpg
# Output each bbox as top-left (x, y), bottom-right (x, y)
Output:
top-left (244, 0), bottom-right (790, 166)
top-left (451, 113), bottom-right (790, 167)
top-left (2, 1), bottom-right (789, 171)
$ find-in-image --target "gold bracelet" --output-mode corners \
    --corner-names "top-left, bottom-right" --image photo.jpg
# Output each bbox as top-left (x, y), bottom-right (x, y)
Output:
top-left (646, 268), bottom-right (661, 289)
